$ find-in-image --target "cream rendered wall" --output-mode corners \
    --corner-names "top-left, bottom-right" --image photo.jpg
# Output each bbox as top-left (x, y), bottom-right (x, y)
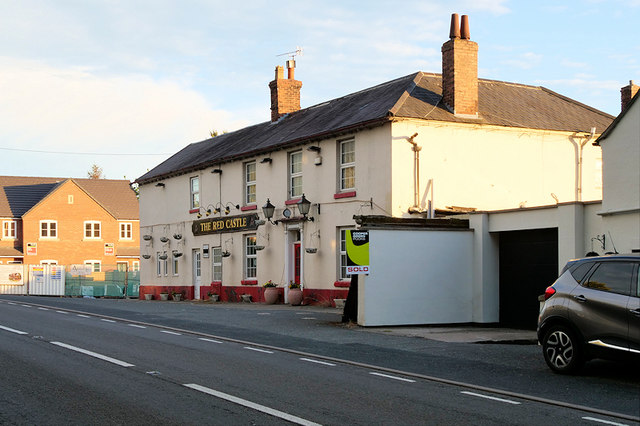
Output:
top-left (139, 125), bottom-right (394, 292)
top-left (390, 120), bottom-right (603, 214)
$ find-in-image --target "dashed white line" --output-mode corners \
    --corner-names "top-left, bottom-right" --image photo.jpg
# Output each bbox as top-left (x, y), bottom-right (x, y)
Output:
top-left (257, 312), bottom-right (271, 315)
top-left (7, 302), bottom-right (17, 305)
top-left (38, 307), bottom-right (49, 311)
top-left (301, 317), bottom-right (317, 320)
top-left (21, 305), bottom-right (32, 308)
top-left (128, 324), bottom-right (146, 329)
top-left (76, 314), bottom-right (90, 318)
top-left (160, 330), bottom-right (182, 336)
top-left (199, 337), bottom-right (223, 344)
top-left (582, 417), bottom-right (629, 426)
top-left (369, 372), bottom-right (416, 383)
top-left (50, 341), bottom-right (134, 367)
top-left (300, 358), bottom-right (336, 367)
top-left (55, 311), bottom-right (68, 315)
top-left (184, 383), bottom-right (322, 426)
top-left (100, 319), bottom-right (116, 323)
top-left (461, 391), bottom-right (521, 405)
top-left (0, 325), bottom-right (29, 335)
top-left (244, 347), bottom-right (274, 354)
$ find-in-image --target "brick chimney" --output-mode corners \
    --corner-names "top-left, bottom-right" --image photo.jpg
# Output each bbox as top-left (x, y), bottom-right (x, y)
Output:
top-left (269, 60), bottom-right (302, 122)
top-left (621, 80), bottom-right (639, 111)
top-left (441, 14), bottom-right (478, 117)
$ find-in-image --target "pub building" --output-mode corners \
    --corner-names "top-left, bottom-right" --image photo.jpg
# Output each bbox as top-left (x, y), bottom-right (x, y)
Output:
top-left (135, 15), bottom-right (610, 305)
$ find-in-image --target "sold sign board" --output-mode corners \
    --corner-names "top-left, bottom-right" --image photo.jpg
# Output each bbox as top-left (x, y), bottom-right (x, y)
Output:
top-left (346, 230), bottom-right (369, 275)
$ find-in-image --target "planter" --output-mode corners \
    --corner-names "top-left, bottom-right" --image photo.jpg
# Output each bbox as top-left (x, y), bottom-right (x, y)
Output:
top-left (241, 294), bottom-right (252, 303)
top-left (159, 293), bottom-right (169, 301)
top-left (264, 287), bottom-right (278, 304)
top-left (144, 293), bottom-right (153, 301)
top-left (209, 294), bottom-right (219, 302)
top-left (288, 288), bottom-right (303, 306)
top-left (172, 294), bottom-right (182, 301)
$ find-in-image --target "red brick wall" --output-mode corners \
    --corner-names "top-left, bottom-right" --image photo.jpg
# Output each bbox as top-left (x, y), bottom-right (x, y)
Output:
top-left (269, 66), bottom-right (302, 122)
top-left (441, 38), bottom-right (478, 116)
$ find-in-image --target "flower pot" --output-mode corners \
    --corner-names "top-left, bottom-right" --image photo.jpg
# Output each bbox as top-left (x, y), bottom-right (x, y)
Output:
top-left (209, 294), bottom-right (219, 302)
top-left (241, 294), bottom-right (252, 303)
top-left (159, 293), bottom-right (169, 301)
top-left (144, 293), bottom-right (153, 301)
top-left (288, 288), bottom-right (303, 306)
top-left (264, 287), bottom-right (278, 304)
top-left (172, 294), bottom-right (182, 301)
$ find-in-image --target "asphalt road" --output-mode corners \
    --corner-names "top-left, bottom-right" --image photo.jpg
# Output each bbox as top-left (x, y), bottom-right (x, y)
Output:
top-left (1, 296), bottom-right (638, 425)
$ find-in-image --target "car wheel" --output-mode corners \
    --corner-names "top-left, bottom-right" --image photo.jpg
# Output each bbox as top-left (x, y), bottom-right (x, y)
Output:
top-left (542, 325), bottom-right (583, 374)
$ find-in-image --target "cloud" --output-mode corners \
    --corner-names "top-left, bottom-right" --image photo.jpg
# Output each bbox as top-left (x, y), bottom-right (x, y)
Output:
top-left (501, 52), bottom-right (543, 69)
top-left (0, 57), bottom-right (248, 180)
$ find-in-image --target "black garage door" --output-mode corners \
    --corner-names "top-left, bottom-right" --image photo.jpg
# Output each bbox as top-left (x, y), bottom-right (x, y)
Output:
top-left (499, 228), bottom-right (558, 329)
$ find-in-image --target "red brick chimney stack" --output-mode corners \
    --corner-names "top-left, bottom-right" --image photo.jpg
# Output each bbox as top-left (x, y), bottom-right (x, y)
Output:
top-left (441, 13), bottom-right (479, 117)
top-left (269, 61), bottom-right (302, 122)
top-left (621, 80), bottom-right (639, 111)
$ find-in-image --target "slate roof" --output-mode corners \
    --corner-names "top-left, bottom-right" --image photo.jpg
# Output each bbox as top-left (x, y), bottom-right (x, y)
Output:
top-left (0, 247), bottom-right (24, 257)
top-left (595, 91), bottom-right (639, 145)
top-left (137, 72), bottom-right (614, 184)
top-left (0, 176), bottom-right (139, 219)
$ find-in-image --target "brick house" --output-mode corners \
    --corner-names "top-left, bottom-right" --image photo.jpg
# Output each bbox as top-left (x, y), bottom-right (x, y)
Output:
top-left (0, 176), bottom-right (139, 271)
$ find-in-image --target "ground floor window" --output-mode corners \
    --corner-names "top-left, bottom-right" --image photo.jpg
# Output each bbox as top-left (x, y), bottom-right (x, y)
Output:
top-left (173, 255), bottom-right (179, 276)
top-left (244, 235), bottom-right (257, 279)
top-left (213, 247), bottom-right (222, 281)
top-left (117, 262), bottom-right (128, 272)
top-left (156, 252), bottom-right (167, 276)
top-left (132, 261), bottom-right (139, 272)
top-left (338, 228), bottom-right (354, 281)
top-left (84, 260), bottom-right (101, 272)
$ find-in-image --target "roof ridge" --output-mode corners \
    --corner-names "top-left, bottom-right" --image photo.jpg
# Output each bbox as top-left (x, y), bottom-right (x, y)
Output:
top-left (388, 73), bottom-right (423, 116)
top-left (539, 86), bottom-right (615, 121)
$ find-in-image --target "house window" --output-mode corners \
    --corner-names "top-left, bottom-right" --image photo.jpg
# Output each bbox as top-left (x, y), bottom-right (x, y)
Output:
top-left (289, 151), bottom-right (302, 198)
top-left (190, 176), bottom-right (200, 209)
top-left (40, 260), bottom-right (58, 265)
top-left (156, 252), bottom-right (168, 276)
top-left (120, 223), bottom-right (132, 240)
top-left (173, 254), bottom-right (179, 276)
top-left (244, 235), bottom-right (257, 279)
top-left (245, 161), bottom-right (257, 205)
top-left (213, 247), bottom-right (222, 281)
top-left (84, 221), bottom-right (101, 239)
top-left (84, 260), bottom-right (101, 272)
top-left (338, 228), bottom-right (354, 281)
top-left (2, 220), bottom-right (17, 239)
top-left (117, 262), bottom-right (128, 272)
top-left (40, 220), bottom-right (57, 238)
top-left (339, 138), bottom-right (355, 191)
top-left (132, 261), bottom-right (140, 272)
top-left (156, 252), bottom-right (162, 276)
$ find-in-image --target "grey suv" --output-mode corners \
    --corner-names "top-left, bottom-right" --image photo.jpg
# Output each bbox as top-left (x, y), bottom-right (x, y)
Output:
top-left (537, 254), bottom-right (640, 373)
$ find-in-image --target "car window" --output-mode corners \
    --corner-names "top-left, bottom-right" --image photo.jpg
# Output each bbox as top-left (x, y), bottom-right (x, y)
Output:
top-left (583, 262), bottom-right (634, 296)
top-left (569, 261), bottom-right (595, 283)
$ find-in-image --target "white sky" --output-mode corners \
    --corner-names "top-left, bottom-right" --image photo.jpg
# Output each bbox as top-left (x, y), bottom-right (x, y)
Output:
top-left (1, 0), bottom-right (638, 181)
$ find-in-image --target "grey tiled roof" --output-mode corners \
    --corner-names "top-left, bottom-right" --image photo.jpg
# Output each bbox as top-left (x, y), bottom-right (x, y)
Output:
top-left (137, 72), bottom-right (614, 184)
top-left (0, 176), bottom-right (139, 219)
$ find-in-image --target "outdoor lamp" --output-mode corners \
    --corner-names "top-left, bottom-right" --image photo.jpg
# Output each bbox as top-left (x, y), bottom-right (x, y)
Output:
top-left (262, 199), bottom-right (275, 222)
top-left (298, 194), bottom-right (313, 220)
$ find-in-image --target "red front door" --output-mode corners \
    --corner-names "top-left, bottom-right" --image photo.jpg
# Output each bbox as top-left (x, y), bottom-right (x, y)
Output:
top-left (294, 242), bottom-right (301, 285)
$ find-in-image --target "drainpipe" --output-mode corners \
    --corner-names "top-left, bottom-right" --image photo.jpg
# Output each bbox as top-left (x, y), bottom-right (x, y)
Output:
top-left (406, 133), bottom-right (421, 213)
top-left (577, 127), bottom-right (596, 202)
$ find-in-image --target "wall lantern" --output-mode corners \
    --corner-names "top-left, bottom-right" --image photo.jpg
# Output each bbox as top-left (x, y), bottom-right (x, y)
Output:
top-left (298, 194), bottom-right (314, 221)
top-left (262, 199), bottom-right (276, 223)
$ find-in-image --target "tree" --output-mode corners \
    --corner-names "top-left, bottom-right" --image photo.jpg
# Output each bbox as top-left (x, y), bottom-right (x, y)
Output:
top-left (209, 129), bottom-right (228, 138)
top-left (87, 164), bottom-right (104, 179)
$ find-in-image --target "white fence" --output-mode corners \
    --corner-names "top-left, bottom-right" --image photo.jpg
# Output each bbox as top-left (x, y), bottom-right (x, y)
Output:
top-left (0, 264), bottom-right (65, 296)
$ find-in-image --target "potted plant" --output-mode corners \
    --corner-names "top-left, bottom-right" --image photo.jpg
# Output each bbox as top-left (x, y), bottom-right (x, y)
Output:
top-left (159, 291), bottom-right (169, 301)
top-left (263, 280), bottom-right (279, 304)
top-left (207, 290), bottom-right (219, 302)
top-left (288, 281), bottom-right (303, 306)
top-left (144, 293), bottom-right (154, 301)
top-left (171, 289), bottom-right (183, 301)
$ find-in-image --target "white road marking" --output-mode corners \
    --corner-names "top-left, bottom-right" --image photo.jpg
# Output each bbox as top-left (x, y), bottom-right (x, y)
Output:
top-left (100, 319), bottom-right (116, 323)
top-left (55, 311), bottom-right (68, 315)
top-left (160, 330), bottom-right (182, 335)
top-left (301, 317), bottom-right (317, 320)
top-left (244, 347), bottom-right (274, 354)
top-left (21, 305), bottom-right (32, 308)
top-left (369, 372), bottom-right (416, 383)
top-left (257, 312), bottom-right (271, 315)
top-left (76, 314), bottom-right (90, 318)
top-left (7, 302), bottom-right (17, 305)
top-left (184, 383), bottom-right (322, 426)
top-left (50, 341), bottom-right (134, 367)
top-left (0, 325), bottom-right (28, 335)
top-left (582, 417), bottom-right (629, 426)
top-left (38, 307), bottom-right (49, 311)
top-left (300, 358), bottom-right (336, 367)
top-left (199, 338), bottom-right (223, 344)
top-left (461, 391), bottom-right (521, 405)
top-left (128, 324), bottom-right (146, 329)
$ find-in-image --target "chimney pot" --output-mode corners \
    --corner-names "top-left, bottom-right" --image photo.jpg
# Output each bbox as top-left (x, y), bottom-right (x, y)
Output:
top-left (449, 13), bottom-right (460, 39)
top-left (461, 15), bottom-right (470, 40)
top-left (286, 59), bottom-right (296, 79)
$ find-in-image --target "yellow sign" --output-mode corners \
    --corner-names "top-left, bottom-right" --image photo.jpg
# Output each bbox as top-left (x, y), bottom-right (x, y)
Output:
top-left (192, 214), bottom-right (259, 236)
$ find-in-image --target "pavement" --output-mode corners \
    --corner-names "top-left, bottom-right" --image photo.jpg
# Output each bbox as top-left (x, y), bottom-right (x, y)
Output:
top-left (0, 295), bottom-right (538, 345)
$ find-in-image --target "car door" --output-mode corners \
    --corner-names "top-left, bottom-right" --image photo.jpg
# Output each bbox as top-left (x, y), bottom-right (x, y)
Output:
top-left (568, 261), bottom-right (634, 352)
top-left (628, 264), bottom-right (640, 354)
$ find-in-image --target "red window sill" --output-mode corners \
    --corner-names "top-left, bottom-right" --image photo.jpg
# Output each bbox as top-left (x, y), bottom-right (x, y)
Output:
top-left (189, 208), bottom-right (200, 214)
top-left (334, 281), bottom-right (351, 288)
top-left (334, 191), bottom-right (356, 199)
top-left (241, 205), bottom-right (257, 211)
top-left (285, 198), bottom-right (301, 205)
top-left (241, 280), bottom-right (258, 286)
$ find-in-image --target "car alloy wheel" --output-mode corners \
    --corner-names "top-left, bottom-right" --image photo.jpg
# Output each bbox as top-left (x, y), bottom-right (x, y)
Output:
top-left (542, 325), bottom-right (582, 374)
